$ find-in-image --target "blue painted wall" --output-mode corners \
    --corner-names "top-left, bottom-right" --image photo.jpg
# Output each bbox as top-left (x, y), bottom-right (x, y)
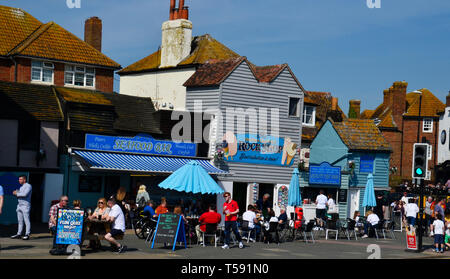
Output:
top-left (310, 121), bottom-right (349, 169)
top-left (349, 152), bottom-right (390, 189)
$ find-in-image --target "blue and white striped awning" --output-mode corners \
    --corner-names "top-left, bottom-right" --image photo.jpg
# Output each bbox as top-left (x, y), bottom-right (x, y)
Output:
top-left (73, 150), bottom-right (228, 175)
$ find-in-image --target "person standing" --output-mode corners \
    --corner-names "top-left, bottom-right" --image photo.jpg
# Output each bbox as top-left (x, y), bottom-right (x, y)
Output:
top-left (136, 185), bottom-right (150, 208)
top-left (222, 192), bottom-right (244, 249)
top-left (424, 196), bottom-right (434, 235)
top-left (405, 198), bottom-right (419, 229)
top-left (434, 199), bottom-right (445, 222)
top-left (431, 213), bottom-right (445, 253)
top-left (256, 193), bottom-right (272, 220)
top-left (104, 197), bottom-right (127, 253)
top-left (315, 190), bottom-right (328, 223)
top-left (11, 175), bottom-right (32, 240)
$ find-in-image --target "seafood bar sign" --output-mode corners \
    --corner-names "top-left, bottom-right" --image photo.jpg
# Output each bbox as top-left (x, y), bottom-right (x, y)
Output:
top-left (85, 134), bottom-right (197, 157)
top-left (221, 132), bottom-right (297, 166)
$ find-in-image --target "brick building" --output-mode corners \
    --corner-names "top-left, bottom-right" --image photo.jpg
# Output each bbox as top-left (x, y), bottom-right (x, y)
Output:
top-left (0, 6), bottom-right (120, 92)
top-left (360, 81), bottom-right (446, 183)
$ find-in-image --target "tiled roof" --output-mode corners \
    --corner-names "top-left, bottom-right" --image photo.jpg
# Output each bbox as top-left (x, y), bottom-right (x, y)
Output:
top-left (404, 89), bottom-right (446, 117)
top-left (0, 80), bottom-right (63, 121)
top-left (118, 34), bottom-right (240, 75)
top-left (0, 5), bottom-right (120, 69)
top-left (55, 87), bottom-right (161, 135)
top-left (302, 91), bottom-right (347, 142)
top-left (332, 119), bottom-right (391, 152)
top-left (183, 57), bottom-right (298, 88)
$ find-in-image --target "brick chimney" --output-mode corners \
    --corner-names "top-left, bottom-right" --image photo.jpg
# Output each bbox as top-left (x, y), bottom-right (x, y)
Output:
top-left (331, 97), bottom-right (338, 111)
top-left (389, 81), bottom-right (408, 128)
top-left (447, 91), bottom-right (450, 107)
top-left (160, 0), bottom-right (192, 68)
top-left (349, 100), bottom-right (361, 118)
top-left (84, 17), bottom-right (102, 52)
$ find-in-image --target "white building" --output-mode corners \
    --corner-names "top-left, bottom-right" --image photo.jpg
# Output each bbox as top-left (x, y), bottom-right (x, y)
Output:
top-left (118, 1), bottom-right (239, 111)
top-left (436, 92), bottom-right (450, 183)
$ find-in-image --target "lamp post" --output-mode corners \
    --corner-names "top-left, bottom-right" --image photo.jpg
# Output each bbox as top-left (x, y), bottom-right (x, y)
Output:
top-left (414, 90), bottom-right (424, 252)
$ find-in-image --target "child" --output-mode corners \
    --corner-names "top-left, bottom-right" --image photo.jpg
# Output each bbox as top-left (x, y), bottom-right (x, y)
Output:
top-left (431, 213), bottom-right (445, 253)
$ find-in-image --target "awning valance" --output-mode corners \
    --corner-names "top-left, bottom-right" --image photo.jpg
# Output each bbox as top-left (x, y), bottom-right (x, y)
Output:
top-left (73, 150), bottom-right (228, 175)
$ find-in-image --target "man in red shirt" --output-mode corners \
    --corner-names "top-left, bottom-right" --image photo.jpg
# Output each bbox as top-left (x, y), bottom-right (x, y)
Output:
top-left (195, 204), bottom-right (221, 244)
top-left (222, 192), bottom-right (244, 249)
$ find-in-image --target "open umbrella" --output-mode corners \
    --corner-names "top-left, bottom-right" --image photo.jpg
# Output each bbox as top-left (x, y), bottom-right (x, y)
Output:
top-left (158, 161), bottom-right (224, 194)
top-left (288, 168), bottom-right (302, 206)
top-left (362, 173), bottom-right (376, 208)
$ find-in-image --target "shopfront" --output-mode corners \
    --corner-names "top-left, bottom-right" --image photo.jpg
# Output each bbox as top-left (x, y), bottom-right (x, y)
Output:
top-left (64, 133), bottom-right (228, 210)
top-left (299, 119), bottom-right (392, 220)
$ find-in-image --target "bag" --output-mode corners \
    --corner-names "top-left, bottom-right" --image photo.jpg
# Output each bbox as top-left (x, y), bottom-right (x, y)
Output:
top-left (138, 197), bottom-right (146, 208)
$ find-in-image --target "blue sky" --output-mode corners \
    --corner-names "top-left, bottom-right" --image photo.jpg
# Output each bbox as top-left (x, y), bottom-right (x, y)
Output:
top-left (4, 0), bottom-right (450, 113)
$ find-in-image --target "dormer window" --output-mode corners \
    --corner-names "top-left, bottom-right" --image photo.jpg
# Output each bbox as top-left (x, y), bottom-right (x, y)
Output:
top-left (31, 60), bottom-right (54, 84)
top-left (302, 105), bottom-right (316, 126)
top-left (64, 65), bottom-right (95, 88)
top-left (422, 118), bottom-right (433, 133)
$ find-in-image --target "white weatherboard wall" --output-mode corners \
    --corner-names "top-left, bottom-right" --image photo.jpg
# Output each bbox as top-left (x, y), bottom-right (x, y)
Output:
top-left (438, 107), bottom-right (450, 164)
top-left (120, 67), bottom-right (195, 111)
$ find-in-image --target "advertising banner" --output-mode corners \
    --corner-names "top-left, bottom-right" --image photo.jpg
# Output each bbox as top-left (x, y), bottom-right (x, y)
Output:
top-left (85, 133), bottom-right (197, 157)
top-left (221, 133), bottom-right (297, 166)
top-left (309, 162), bottom-right (341, 186)
top-left (55, 209), bottom-right (85, 245)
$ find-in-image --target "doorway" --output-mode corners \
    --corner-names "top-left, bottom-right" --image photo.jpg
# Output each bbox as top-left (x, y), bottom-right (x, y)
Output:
top-left (29, 172), bottom-right (45, 223)
top-left (232, 182), bottom-right (248, 213)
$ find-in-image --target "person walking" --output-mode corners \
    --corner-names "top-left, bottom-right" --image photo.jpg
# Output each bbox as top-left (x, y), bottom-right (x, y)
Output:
top-left (222, 192), bottom-right (244, 249)
top-left (11, 175), bottom-right (32, 240)
top-left (405, 198), bottom-right (419, 229)
top-left (104, 197), bottom-right (127, 253)
top-left (136, 185), bottom-right (150, 208)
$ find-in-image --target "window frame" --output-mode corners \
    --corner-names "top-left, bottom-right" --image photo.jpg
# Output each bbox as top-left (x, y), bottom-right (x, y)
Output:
top-left (302, 105), bottom-right (316, 127)
top-left (422, 118), bottom-right (433, 133)
top-left (64, 64), bottom-right (96, 88)
top-left (31, 60), bottom-right (54, 84)
top-left (288, 97), bottom-right (301, 118)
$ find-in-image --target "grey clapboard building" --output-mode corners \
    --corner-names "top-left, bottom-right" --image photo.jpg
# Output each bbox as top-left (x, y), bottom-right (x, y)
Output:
top-left (185, 56), bottom-right (305, 215)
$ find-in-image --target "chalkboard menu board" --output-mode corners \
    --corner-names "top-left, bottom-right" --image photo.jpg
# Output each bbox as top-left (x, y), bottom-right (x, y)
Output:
top-left (56, 209), bottom-right (85, 245)
top-left (151, 213), bottom-right (186, 251)
top-left (338, 189), bottom-right (348, 203)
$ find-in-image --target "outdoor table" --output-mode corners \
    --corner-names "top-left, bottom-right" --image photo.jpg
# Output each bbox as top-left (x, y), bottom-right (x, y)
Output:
top-left (84, 218), bottom-right (123, 242)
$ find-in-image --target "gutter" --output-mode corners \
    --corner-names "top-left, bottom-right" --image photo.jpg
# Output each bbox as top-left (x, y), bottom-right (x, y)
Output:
top-left (9, 56), bottom-right (18, 82)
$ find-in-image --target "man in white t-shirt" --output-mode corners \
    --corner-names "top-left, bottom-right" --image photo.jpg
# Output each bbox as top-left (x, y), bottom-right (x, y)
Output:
top-left (105, 198), bottom-right (127, 253)
top-left (315, 190), bottom-right (328, 222)
top-left (400, 192), bottom-right (409, 205)
top-left (242, 205), bottom-right (258, 242)
top-left (362, 211), bottom-right (380, 238)
top-left (405, 199), bottom-right (419, 228)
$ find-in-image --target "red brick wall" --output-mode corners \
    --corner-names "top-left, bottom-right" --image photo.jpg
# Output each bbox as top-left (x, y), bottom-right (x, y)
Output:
top-left (381, 129), bottom-right (402, 171)
top-left (400, 118), bottom-right (438, 181)
top-left (0, 57), bottom-right (114, 92)
top-left (0, 58), bottom-right (12, 81)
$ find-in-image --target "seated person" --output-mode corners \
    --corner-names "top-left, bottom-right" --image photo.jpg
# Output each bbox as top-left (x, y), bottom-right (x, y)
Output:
top-left (195, 204), bottom-right (221, 245)
top-left (174, 206), bottom-right (188, 225)
top-left (263, 210), bottom-right (279, 243)
top-left (155, 197), bottom-right (169, 215)
top-left (89, 198), bottom-right (110, 221)
top-left (278, 208), bottom-right (288, 229)
top-left (242, 205), bottom-right (258, 242)
top-left (143, 200), bottom-right (157, 220)
top-left (362, 210), bottom-right (380, 238)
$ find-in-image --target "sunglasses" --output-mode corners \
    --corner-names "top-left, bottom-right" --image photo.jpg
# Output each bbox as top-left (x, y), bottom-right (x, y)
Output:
top-left (223, 195), bottom-right (230, 198)
top-left (62, 200), bottom-right (69, 202)
top-left (98, 202), bottom-right (104, 204)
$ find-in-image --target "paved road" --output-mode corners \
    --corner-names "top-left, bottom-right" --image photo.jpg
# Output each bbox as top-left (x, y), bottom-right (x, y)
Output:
top-left (0, 228), bottom-right (448, 259)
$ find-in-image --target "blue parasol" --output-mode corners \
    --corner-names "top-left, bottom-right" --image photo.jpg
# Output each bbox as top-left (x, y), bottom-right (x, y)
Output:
top-left (288, 168), bottom-right (302, 206)
top-left (362, 173), bottom-right (377, 207)
top-left (158, 161), bottom-right (224, 194)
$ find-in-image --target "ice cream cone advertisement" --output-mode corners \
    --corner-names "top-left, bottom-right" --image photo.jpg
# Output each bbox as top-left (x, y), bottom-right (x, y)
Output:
top-left (222, 133), bottom-right (297, 166)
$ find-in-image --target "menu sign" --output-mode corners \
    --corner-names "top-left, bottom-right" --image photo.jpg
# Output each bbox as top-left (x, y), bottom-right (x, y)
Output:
top-left (309, 162), bottom-right (341, 186)
top-left (55, 209), bottom-right (84, 245)
top-left (151, 213), bottom-right (186, 251)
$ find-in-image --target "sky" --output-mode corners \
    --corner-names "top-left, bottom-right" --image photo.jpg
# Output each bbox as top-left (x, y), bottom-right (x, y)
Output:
top-left (4, 0), bottom-right (450, 114)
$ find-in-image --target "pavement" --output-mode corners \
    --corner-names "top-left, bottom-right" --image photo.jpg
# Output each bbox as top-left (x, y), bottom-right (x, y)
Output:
top-left (1, 223), bottom-right (449, 259)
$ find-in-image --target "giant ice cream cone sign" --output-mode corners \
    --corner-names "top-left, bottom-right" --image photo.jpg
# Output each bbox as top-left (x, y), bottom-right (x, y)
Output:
top-left (282, 137), bottom-right (297, 166)
top-left (222, 131), bottom-right (237, 160)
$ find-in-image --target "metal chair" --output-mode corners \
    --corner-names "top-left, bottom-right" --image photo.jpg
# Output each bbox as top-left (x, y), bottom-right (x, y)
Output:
top-left (382, 220), bottom-right (396, 239)
top-left (240, 220), bottom-right (256, 243)
top-left (265, 222), bottom-right (280, 244)
top-left (201, 223), bottom-right (219, 247)
top-left (344, 218), bottom-right (358, 240)
top-left (325, 219), bottom-right (340, 240)
top-left (303, 220), bottom-right (315, 243)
